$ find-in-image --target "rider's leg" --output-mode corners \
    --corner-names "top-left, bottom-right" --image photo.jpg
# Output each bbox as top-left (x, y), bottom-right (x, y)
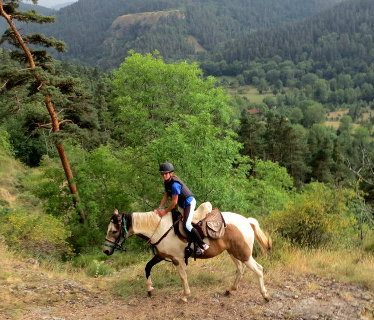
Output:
top-left (183, 199), bottom-right (209, 251)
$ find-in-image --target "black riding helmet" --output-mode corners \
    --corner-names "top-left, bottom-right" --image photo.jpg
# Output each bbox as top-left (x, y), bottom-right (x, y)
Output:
top-left (159, 162), bottom-right (174, 173)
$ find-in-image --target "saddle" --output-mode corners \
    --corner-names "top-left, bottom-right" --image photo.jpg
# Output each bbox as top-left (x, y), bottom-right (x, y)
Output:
top-left (172, 205), bottom-right (226, 241)
top-left (172, 206), bottom-right (226, 264)
top-left (198, 208), bottom-right (226, 239)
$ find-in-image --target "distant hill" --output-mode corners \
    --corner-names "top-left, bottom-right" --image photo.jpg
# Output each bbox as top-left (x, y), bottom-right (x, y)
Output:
top-left (11, 0), bottom-right (342, 69)
top-left (20, 2), bottom-right (56, 14)
top-left (51, 2), bottom-right (76, 10)
top-left (218, 0), bottom-right (374, 68)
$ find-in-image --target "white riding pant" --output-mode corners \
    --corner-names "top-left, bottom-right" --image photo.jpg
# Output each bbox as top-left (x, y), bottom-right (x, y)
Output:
top-left (178, 198), bottom-right (196, 232)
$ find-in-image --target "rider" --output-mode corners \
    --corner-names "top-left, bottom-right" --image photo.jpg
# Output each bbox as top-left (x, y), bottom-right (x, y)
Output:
top-left (155, 162), bottom-right (209, 254)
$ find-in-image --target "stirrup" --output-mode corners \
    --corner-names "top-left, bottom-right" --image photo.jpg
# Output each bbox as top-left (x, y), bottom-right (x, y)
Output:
top-left (195, 247), bottom-right (204, 256)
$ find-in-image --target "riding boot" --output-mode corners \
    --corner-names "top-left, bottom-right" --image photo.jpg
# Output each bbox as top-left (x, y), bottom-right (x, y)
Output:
top-left (190, 227), bottom-right (205, 249)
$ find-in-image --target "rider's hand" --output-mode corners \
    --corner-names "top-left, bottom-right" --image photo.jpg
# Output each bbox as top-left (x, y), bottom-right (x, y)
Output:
top-left (156, 208), bottom-right (167, 217)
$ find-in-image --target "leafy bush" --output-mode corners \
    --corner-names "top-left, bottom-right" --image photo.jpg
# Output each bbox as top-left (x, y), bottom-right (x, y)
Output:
top-left (85, 259), bottom-right (114, 277)
top-left (0, 210), bottom-right (73, 258)
top-left (246, 159), bottom-right (294, 217)
top-left (363, 231), bottom-right (374, 254)
top-left (0, 127), bottom-right (12, 156)
top-left (265, 183), bottom-right (357, 247)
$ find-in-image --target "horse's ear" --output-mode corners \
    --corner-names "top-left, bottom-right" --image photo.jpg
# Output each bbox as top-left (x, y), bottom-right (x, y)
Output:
top-left (114, 209), bottom-right (119, 215)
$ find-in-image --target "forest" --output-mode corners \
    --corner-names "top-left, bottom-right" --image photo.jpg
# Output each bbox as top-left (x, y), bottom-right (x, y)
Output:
top-left (0, 0), bottom-right (373, 305)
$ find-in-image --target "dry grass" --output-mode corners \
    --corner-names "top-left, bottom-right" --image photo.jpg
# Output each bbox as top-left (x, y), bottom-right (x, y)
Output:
top-left (111, 10), bottom-right (183, 28)
top-left (107, 243), bottom-right (374, 297)
top-left (273, 246), bottom-right (374, 290)
top-left (186, 35), bottom-right (206, 53)
top-left (325, 108), bottom-right (374, 132)
top-left (228, 85), bottom-right (273, 103)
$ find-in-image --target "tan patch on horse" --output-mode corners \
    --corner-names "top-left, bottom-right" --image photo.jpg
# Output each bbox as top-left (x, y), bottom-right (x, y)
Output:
top-left (202, 224), bottom-right (251, 261)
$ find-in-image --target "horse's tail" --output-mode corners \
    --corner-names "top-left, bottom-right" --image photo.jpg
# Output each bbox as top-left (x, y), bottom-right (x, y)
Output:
top-left (248, 218), bottom-right (272, 252)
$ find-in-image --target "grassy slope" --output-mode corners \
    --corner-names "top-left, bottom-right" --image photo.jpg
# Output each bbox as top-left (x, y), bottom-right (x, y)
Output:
top-left (0, 151), bottom-right (25, 208)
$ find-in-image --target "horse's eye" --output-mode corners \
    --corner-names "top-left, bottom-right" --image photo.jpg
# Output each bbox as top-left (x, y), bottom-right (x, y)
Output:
top-left (112, 231), bottom-right (118, 234)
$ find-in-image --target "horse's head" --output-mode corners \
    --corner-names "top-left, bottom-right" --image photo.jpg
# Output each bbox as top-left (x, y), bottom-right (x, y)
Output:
top-left (102, 209), bottom-right (128, 256)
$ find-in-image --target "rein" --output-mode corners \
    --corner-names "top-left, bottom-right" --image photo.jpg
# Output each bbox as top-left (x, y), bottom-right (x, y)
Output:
top-left (150, 215), bottom-right (182, 246)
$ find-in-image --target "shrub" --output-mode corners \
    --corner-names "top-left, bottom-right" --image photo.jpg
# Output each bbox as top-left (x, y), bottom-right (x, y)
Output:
top-left (0, 127), bottom-right (12, 156)
top-left (85, 259), bottom-right (114, 277)
top-left (0, 210), bottom-right (73, 258)
top-left (363, 231), bottom-right (374, 255)
top-left (265, 183), bottom-right (357, 247)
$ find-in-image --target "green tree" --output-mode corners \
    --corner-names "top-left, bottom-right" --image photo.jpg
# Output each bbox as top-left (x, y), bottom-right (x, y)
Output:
top-left (256, 78), bottom-right (268, 94)
top-left (302, 102), bottom-right (326, 128)
top-left (246, 159), bottom-right (293, 217)
top-left (0, 0), bottom-right (86, 221)
top-left (111, 51), bottom-right (234, 147)
top-left (307, 124), bottom-right (336, 183)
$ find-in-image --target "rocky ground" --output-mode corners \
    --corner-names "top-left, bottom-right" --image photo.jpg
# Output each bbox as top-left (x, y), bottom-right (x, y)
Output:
top-left (0, 255), bottom-right (373, 320)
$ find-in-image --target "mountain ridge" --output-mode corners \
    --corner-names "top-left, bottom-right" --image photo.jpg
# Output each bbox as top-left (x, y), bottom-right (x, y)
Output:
top-left (12, 0), bottom-right (343, 69)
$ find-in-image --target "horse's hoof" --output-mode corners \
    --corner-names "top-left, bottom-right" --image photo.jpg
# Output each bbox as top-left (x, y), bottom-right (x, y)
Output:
top-left (263, 294), bottom-right (270, 302)
top-left (224, 290), bottom-right (231, 296)
top-left (180, 296), bottom-right (188, 303)
top-left (147, 291), bottom-right (152, 297)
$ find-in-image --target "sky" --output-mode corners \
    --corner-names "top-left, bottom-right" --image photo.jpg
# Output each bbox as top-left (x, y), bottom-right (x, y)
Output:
top-left (27, 0), bottom-right (78, 9)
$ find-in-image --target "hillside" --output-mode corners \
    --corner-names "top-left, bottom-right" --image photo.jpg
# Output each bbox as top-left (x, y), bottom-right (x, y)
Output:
top-left (16, 0), bottom-right (342, 69)
top-left (217, 0), bottom-right (374, 69)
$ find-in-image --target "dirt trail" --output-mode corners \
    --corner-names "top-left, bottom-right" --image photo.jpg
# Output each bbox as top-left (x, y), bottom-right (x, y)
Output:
top-left (0, 256), bottom-right (373, 320)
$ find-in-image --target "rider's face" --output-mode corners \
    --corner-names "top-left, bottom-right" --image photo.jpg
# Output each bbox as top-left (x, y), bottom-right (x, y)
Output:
top-left (161, 172), bottom-right (172, 181)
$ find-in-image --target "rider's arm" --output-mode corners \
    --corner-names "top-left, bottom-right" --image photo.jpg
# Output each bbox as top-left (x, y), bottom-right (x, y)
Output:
top-left (157, 182), bottom-right (181, 217)
top-left (162, 194), bottom-right (178, 216)
top-left (158, 192), bottom-right (168, 209)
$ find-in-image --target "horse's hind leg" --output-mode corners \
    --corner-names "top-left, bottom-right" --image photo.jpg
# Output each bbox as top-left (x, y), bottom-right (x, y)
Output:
top-left (174, 260), bottom-right (191, 303)
top-left (227, 254), bottom-right (246, 294)
top-left (145, 255), bottom-right (163, 296)
top-left (244, 256), bottom-right (269, 301)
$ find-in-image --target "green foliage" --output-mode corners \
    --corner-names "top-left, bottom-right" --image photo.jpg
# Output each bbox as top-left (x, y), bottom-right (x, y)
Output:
top-left (109, 52), bottom-right (249, 212)
top-left (265, 183), bottom-right (358, 247)
top-left (85, 259), bottom-right (114, 277)
top-left (26, 155), bottom-right (72, 217)
top-left (246, 159), bottom-right (293, 217)
top-left (362, 231), bottom-right (374, 255)
top-left (0, 209), bottom-right (72, 257)
top-left (0, 127), bottom-right (12, 156)
top-left (148, 113), bottom-right (249, 211)
top-left (112, 51), bottom-right (234, 147)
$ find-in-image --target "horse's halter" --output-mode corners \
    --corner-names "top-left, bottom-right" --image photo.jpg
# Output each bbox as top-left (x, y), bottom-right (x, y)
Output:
top-left (103, 214), bottom-right (128, 252)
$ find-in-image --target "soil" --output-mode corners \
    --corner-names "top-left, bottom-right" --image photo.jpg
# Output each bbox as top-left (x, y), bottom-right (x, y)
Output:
top-left (1, 257), bottom-right (373, 320)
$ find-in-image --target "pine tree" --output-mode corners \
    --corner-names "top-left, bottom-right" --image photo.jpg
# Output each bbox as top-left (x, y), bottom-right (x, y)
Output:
top-left (0, 0), bottom-right (86, 222)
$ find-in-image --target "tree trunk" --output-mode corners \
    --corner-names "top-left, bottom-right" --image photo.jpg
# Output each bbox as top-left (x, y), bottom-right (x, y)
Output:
top-left (45, 97), bottom-right (86, 222)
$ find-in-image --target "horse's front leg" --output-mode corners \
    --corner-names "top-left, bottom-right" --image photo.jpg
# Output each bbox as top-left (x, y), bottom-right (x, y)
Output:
top-left (174, 259), bottom-right (190, 303)
top-left (145, 255), bottom-right (163, 296)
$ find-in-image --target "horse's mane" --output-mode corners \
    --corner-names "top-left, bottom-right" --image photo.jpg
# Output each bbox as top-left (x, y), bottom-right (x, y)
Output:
top-left (132, 211), bottom-right (162, 233)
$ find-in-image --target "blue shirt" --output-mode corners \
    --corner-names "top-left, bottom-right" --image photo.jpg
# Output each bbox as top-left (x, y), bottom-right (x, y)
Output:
top-left (171, 182), bottom-right (194, 208)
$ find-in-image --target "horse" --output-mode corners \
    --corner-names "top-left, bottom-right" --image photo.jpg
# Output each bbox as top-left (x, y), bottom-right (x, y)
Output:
top-left (102, 206), bottom-right (272, 302)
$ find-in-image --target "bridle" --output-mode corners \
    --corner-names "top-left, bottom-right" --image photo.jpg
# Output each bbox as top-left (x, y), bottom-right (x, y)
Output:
top-left (103, 213), bottom-right (128, 252)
